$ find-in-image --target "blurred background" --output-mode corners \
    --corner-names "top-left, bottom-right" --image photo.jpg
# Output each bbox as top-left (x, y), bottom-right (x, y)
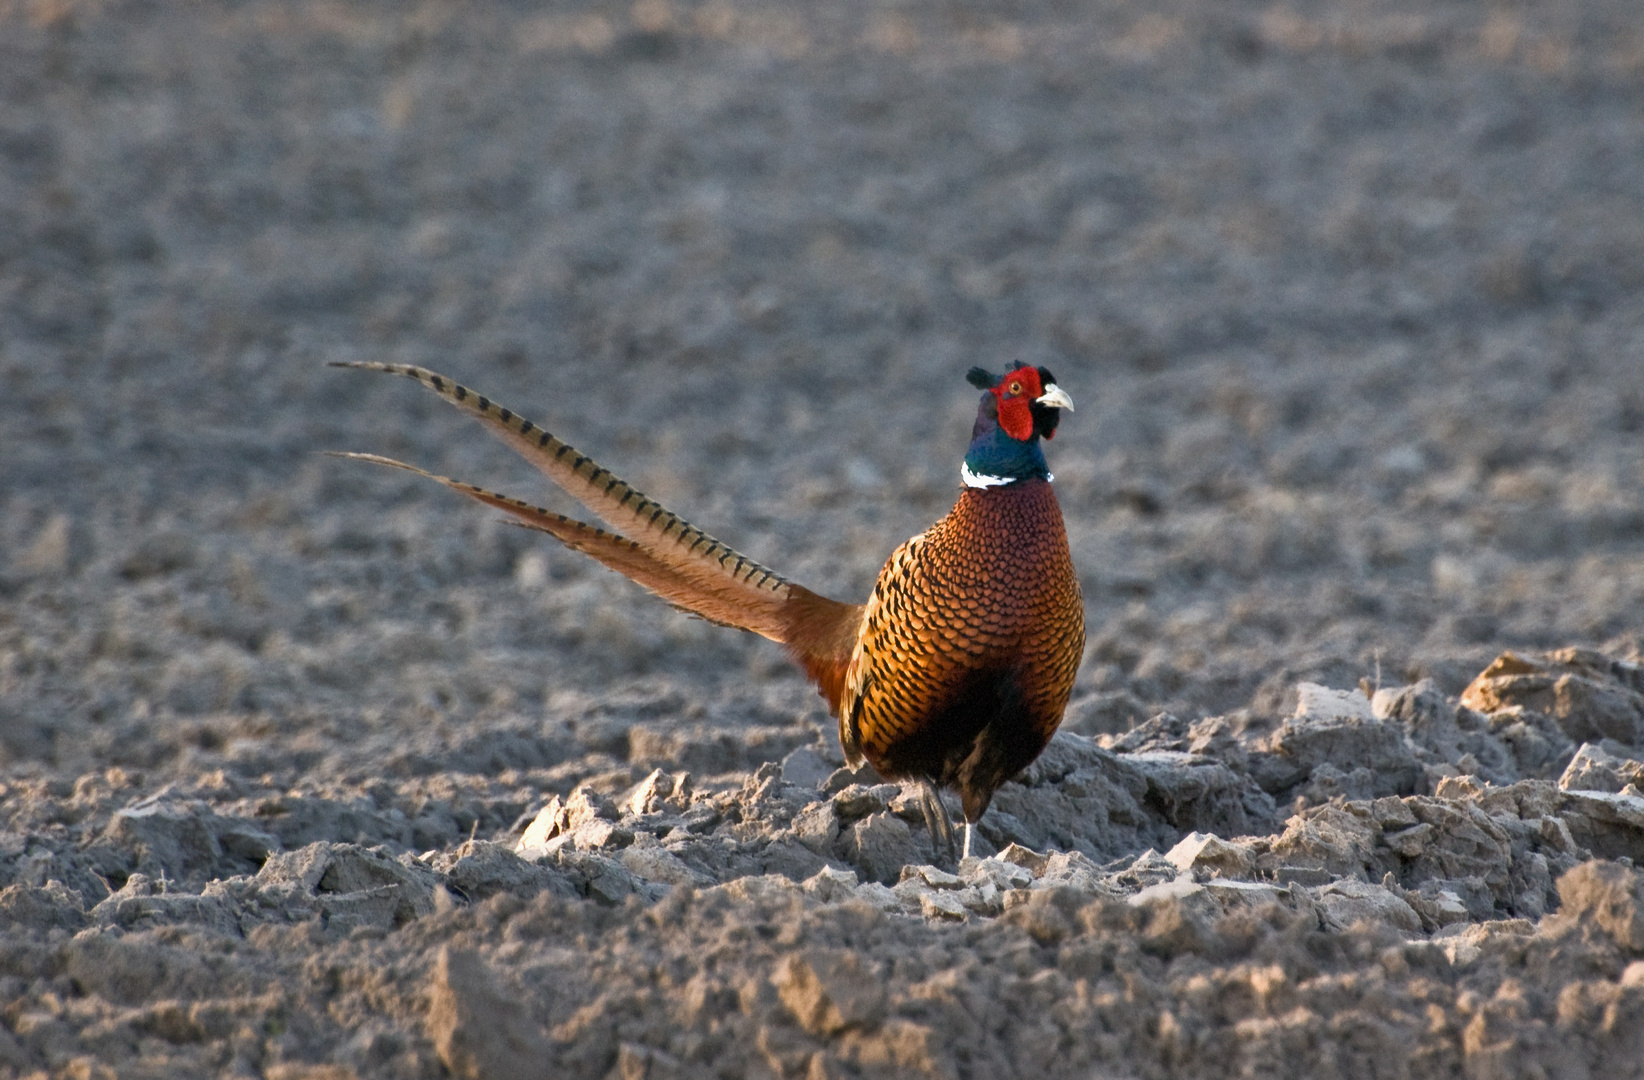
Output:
top-left (2, 0), bottom-right (1642, 780)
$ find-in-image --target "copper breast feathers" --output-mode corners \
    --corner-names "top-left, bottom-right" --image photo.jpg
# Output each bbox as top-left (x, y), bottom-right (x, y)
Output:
top-left (839, 479), bottom-right (1084, 770)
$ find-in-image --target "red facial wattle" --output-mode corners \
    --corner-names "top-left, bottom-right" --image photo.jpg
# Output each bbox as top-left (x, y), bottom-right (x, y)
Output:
top-left (991, 367), bottom-right (1045, 441)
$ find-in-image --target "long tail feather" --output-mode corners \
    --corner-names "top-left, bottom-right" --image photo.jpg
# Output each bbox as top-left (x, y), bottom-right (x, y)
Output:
top-left (327, 366), bottom-right (866, 699)
top-left (329, 451), bottom-right (806, 639)
top-left (330, 361), bottom-right (789, 600)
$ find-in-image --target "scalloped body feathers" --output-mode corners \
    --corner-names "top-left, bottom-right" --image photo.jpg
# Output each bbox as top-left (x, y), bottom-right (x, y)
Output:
top-left (839, 480), bottom-right (1083, 823)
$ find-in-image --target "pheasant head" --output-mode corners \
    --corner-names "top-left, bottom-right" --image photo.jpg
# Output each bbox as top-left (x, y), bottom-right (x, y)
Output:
top-left (961, 365), bottom-right (1075, 488)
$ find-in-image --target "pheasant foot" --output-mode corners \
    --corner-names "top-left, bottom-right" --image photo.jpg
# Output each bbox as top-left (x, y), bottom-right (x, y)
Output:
top-left (916, 779), bottom-right (959, 867)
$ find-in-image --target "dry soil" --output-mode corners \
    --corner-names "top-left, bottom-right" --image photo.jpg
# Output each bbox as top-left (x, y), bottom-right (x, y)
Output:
top-left (3, 1), bottom-right (1644, 1078)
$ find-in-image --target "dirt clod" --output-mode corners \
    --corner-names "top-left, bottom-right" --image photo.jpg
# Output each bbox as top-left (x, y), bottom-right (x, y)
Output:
top-left (427, 947), bottom-right (552, 1080)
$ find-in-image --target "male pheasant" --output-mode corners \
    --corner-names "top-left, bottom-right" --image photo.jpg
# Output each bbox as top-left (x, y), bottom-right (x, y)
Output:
top-left (332, 362), bottom-right (1083, 860)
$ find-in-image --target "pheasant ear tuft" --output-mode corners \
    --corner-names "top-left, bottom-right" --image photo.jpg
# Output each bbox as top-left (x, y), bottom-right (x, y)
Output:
top-left (966, 367), bottom-right (1000, 390)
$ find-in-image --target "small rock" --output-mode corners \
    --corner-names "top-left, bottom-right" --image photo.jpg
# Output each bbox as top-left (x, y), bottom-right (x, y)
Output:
top-left (1295, 683), bottom-right (1375, 722)
top-left (713, 874), bottom-right (804, 906)
top-left (1295, 763), bottom-right (1377, 805)
top-left (1165, 831), bottom-right (1255, 878)
top-left (1462, 650), bottom-right (1644, 748)
top-left (961, 856), bottom-right (1035, 892)
top-left (96, 798), bottom-right (226, 886)
top-left (618, 838), bottom-right (708, 887)
top-left (985, 731), bottom-right (1168, 857)
top-left (565, 788), bottom-right (618, 829)
top-left (1037, 850), bottom-right (1110, 894)
top-left (1487, 707), bottom-right (1577, 781)
top-left (1539, 815), bottom-right (1579, 854)
top-left (1128, 877), bottom-right (1204, 907)
top-left (1271, 865), bottom-right (1337, 888)
top-left (773, 949), bottom-right (886, 1036)
top-left (427, 947), bottom-right (553, 1080)
top-left (832, 784), bottom-right (899, 821)
top-left (88, 873), bottom-right (246, 935)
top-left (853, 882), bottom-right (899, 911)
top-left (437, 841), bottom-right (566, 901)
top-left (961, 882), bottom-right (1001, 914)
top-left (996, 843), bottom-right (1049, 876)
top-left (1203, 879), bottom-right (1287, 908)
top-left (900, 865), bottom-right (961, 889)
top-left (624, 769), bottom-right (692, 816)
top-left (1314, 878), bottom-right (1422, 933)
top-left (1404, 886), bottom-right (1471, 929)
top-left (1560, 742), bottom-right (1644, 794)
top-left (568, 818), bottom-right (634, 852)
top-left (1555, 860), bottom-right (1644, 953)
top-left (791, 802), bottom-right (840, 855)
top-left (216, 820), bottom-right (279, 868)
top-left (800, 866), bottom-right (861, 903)
top-left (1372, 680), bottom-right (1449, 726)
top-left (1127, 749), bottom-right (1280, 837)
top-left (1257, 693), bottom-right (1422, 798)
top-left (256, 842), bottom-right (437, 929)
top-left (319, 845), bottom-right (427, 895)
top-left (1112, 849), bottom-right (1181, 891)
top-left (891, 876), bottom-right (930, 912)
top-left (846, 813), bottom-right (917, 886)
top-left (1477, 779), bottom-right (1561, 821)
top-left (920, 891), bottom-right (969, 920)
top-left (1383, 822), bottom-right (1434, 857)
top-left (515, 796), bottom-right (566, 859)
top-left (1557, 790), bottom-right (1644, 864)
top-left (255, 843), bottom-right (333, 892)
top-left (1434, 775), bottom-right (1486, 800)
top-left (1262, 804), bottom-right (1381, 883)
top-left (675, 804), bottom-right (723, 835)
top-left (0, 881), bottom-right (87, 932)
top-left (756, 839), bottom-right (830, 883)
top-left (1396, 799), bottom-right (1514, 911)
top-left (1371, 796), bottom-right (1419, 829)
top-left (558, 852), bottom-right (639, 905)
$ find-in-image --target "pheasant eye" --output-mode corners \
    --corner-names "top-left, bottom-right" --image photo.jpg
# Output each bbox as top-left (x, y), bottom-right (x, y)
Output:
top-left (1007, 380), bottom-right (1023, 395)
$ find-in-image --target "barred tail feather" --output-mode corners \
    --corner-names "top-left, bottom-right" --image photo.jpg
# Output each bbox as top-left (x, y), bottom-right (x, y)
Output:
top-left (329, 361), bottom-right (788, 598)
top-left (327, 452), bottom-right (799, 639)
top-left (330, 363), bottom-right (863, 709)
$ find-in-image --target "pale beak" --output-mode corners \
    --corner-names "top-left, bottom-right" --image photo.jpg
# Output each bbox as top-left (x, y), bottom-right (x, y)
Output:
top-left (1035, 384), bottom-right (1074, 412)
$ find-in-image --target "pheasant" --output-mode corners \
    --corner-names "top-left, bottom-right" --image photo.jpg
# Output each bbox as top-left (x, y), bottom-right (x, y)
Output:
top-left (332, 362), bottom-right (1083, 861)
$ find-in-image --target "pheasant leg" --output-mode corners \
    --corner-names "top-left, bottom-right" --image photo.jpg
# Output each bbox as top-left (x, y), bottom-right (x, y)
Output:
top-left (917, 780), bottom-right (959, 866)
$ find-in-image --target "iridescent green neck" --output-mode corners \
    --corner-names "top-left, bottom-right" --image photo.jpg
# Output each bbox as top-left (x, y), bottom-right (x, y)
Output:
top-left (962, 424), bottom-right (1050, 488)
